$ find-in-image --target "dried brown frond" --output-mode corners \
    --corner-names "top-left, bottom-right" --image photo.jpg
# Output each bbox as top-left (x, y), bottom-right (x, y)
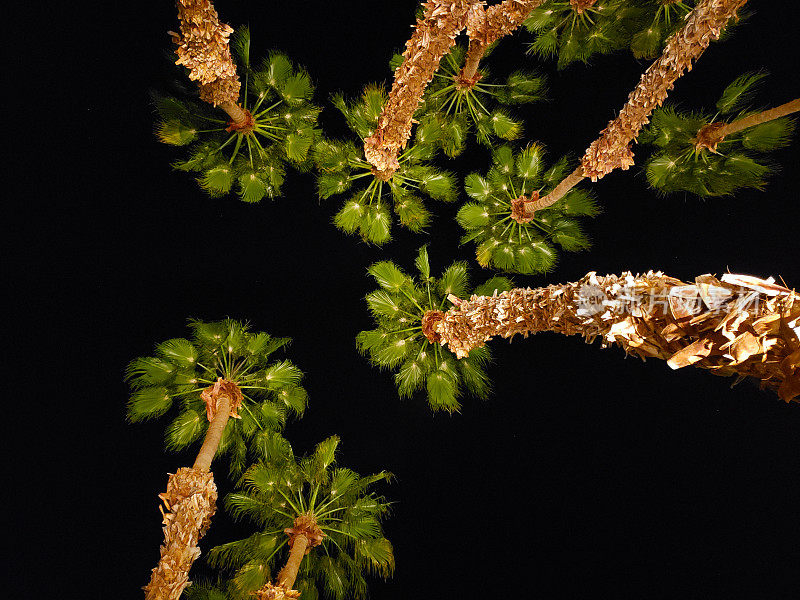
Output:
top-left (200, 377), bottom-right (244, 421)
top-left (284, 513), bottom-right (326, 553)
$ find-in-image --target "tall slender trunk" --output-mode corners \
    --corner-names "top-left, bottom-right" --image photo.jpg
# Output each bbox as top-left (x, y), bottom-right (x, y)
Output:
top-left (143, 395), bottom-right (232, 599)
top-left (277, 534), bottom-right (310, 591)
top-left (460, 1), bottom-right (544, 82)
top-left (429, 270), bottom-right (800, 402)
top-left (695, 98), bottom-right (800, 150)
top-left (193, 395), bottom-right (231, 471)
top-left (519, 0), bottom-right (748, 218)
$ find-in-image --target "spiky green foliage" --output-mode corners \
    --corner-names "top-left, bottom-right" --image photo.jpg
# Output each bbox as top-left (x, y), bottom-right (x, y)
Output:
top-left (456, 144), bottom-right (598, 274)
top-left (357, 247), bottom-right (513, 413)
top-left (156, 28), bottom-right (320, 203)
top-left (416, 44), bottom-right (547, 154)
top-left (639, 72), bottom-right (796, 197)
top-left (126, 319), bottom-right (307, 476)
top-left (314, 86), bottom-right (456, 244)
top-left (525, 0), bottom-right (635, 69)
top-left (208, 436), bottom-right (394, 600)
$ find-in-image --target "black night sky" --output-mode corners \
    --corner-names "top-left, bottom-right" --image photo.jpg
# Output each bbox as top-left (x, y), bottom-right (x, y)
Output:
top-left (14, 1), bottom-right (800, 598)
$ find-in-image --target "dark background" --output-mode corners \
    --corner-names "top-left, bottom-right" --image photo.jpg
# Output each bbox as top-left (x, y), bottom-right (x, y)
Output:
top-left (12, 1), bottom-right (799, 598)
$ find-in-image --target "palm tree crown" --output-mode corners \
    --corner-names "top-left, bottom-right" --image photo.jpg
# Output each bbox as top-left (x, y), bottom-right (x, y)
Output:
top-left (357, 246), bottom-right (513, 412)
top-left (208, 435), bottom-right (394, 600)
top-left (456, 144), bottom-right (599, 274)
top-left (640, 71), bottom-right (796, 197)
top-left (126, 318), bottom-right (307, 475)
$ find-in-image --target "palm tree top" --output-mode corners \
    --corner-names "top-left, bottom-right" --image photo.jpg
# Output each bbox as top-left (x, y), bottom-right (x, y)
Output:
top-left (210, 435), bottom-right (394, 599)
top-left (126, 318), bottom-right (307, 475)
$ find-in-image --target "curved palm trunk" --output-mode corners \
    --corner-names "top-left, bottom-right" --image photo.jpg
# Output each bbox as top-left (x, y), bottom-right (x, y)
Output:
top-left (277, 534), bottom-right (310, 591)
top-left (171, 0), bottom-right (247, 125)
top-left (364, 1), bottom-right (478, 177)
top-left (518, 0), bottom-right (748, 219)
top-left (143, 395), bottom-right (232, 599)
top-left (429, 270), bottom-right (800, 402)
top-left (460, 0), bottom-right (544, 82)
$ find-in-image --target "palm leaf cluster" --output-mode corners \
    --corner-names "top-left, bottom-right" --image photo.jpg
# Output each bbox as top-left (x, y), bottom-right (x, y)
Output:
top-left (395, 44), bottom-right (547, 155)
top-left (314, 86), bottom-right (457, 244)
top-left (156, 27), bottom-right (320, 202)
top-left (126, 319), bottom-right (307, 475)
top-left (639, 72), bottom-right (796, 197)
top-left (208, 435), bottom-right (394, 600)
top-left (456, 144), bottom-right (599, 274)
top-left (357, 247), bottom-right (513, 412)
top-left (525, 0), bottom-right (635, 69)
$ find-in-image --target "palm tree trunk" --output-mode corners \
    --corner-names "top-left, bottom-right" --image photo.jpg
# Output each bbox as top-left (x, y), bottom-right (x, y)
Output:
top-left (143, 395), bottom-right (231, 599)
top-left (364, 1), bottom-right (478, 178)
top-left (519, 0), bottom-right (748, 218)
top-left (277, 534), bottom-right (310, 591)
top-left (717, 98), bottom-right (800, 137)
top-left (429, 270), bottom-right (800, 402)
top-left (695, 98), bottom-right (800, 150)
top-left (171, 0), bottom-right (246, 124)
top-left (460, 1), bottom-right (544, 83)
top-left (143, 468), bottom-right (218, 600)
top-left (193, 395), bottom-right (231, 471)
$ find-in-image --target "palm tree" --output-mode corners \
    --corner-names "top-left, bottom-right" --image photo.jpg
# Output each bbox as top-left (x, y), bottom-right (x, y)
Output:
top-left (314, 86), bottom-right (457, 244)
top-left (516, 0), bottom-right (749, 215)
top-left (640, 72), bottom-right (798, 196)
top-left (157, 27), bottom-right (319, 202)
top-left (357, 246), bottom-right (513, 412)
top-left (127, 318), bottom-right (308, 599)
top-left (207, 436), bottom-right (394, 600)
top-left (428, 270), bottom-right (800, 402)
top-left (456, 143), bottom-right (599, 274)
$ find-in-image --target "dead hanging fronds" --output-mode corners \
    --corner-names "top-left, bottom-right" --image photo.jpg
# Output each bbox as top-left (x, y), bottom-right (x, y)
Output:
top-left (431, 271), bottom-right (800, 402)
top-left (143, 468), bottom-right (218, 600)
top-left (364, 1), bottom-right (480, 177)
top-left (170, 0), bottom-right (241, 108)
top-left (200, 377), bottom-right (244, 421)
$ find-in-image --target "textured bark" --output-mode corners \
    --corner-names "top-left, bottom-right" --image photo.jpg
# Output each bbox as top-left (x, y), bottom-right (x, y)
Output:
top-left (143, 378), bottom-right (242, 598)
top-left (695, 98), bottom-right (800, 151)
top-left (460, 0), bottom-right (545, 82)
top-left (171, 0), bottom-right (245, 122)
top-left (364, 1), bottom-right (481, 177)
top-left (143, 468), bottom-right (218, 600)
top-left (520, 0), bottom-right (748, 216)
top-left (431, 270), bottom-right (800, 402)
